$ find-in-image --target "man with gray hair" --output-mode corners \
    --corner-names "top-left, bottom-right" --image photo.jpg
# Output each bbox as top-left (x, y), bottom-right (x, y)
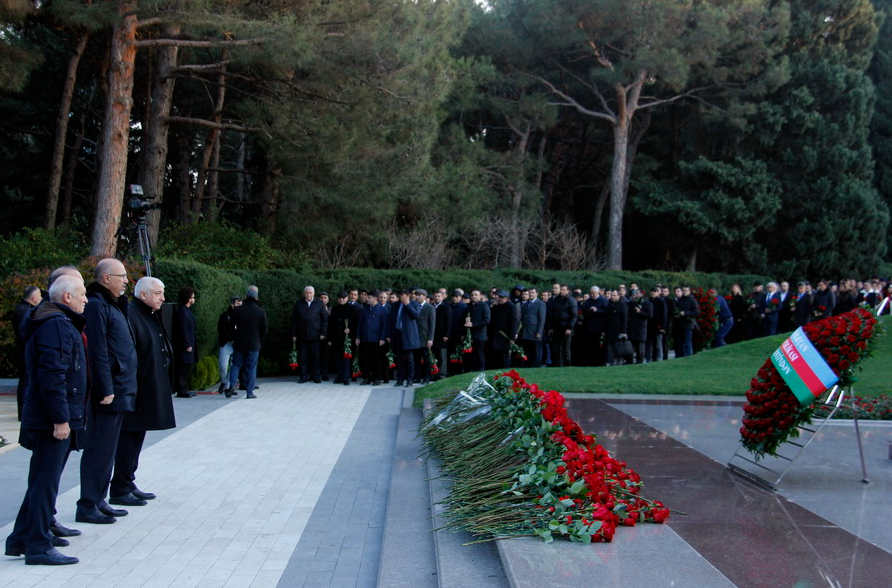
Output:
top-left (6, 275), bottom-right (88, 565)
top-left (291, 285), bottom-right (327, 383)
top-left (109, 277), bottom-right (176, 507)
top-left (226, 286), bottom-right (268, 399)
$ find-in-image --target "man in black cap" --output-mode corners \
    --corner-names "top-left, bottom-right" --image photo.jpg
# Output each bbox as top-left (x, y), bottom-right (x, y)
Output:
top-left (328, 291), bottom-right (359, 385)
top-left (226, 286), bottom-right (268, 399)
top-left (490, 289), bottom-right (518, 369)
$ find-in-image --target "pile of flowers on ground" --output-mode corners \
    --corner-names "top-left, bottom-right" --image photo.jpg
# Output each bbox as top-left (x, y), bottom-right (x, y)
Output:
top-left (740, 308), bottom-right (879, 459)
top-left (692, 287), bottom-right (719, 352)
top-left (827, 393), bottom-right (892, 420)
top-left (420, 371), bottom-right (669, 544)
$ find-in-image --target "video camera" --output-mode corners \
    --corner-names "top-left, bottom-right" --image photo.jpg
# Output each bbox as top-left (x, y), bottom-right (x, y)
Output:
top-left (125, 184), bottom-right (161, 222)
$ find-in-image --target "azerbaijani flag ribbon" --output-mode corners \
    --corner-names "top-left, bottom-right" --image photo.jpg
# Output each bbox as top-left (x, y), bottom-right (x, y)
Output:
top-left (770, 327), bottom-right (839, 405)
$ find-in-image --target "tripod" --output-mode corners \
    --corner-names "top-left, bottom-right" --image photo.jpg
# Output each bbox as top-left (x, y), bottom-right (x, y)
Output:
top-left (116, 214), bottom-right (154, 277)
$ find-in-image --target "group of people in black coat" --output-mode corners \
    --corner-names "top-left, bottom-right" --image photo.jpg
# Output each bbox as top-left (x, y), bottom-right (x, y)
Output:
top-left (7, 260), bottom-right (177, 566)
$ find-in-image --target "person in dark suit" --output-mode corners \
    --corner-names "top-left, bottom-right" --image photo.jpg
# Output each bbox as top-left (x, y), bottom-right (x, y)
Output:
top-left (660, 286), bottom-right (675, 360)
top-left (811, 280), bottom-right (836, 321)
top-left (414, 290), bottom-right (437, 383)
top-left (605, 290), bottom-right (629, 365)
top-left (13, 285), bottom-right (43, 421)
top-left (447, 290), bottom-right (468, 372)
top-left (388, 291), bottom-right (421, 386)
top-left (628, 290), bottom-right (652, 364)
top-left (778, 281), bottom-right (795, 332)
top-left (432, 291), bottom-right (452, 378)
top-left (727, 284), bottom-right (746, 344)
top-left (674, 286), bottom-right (700, 357)
top-left (760, 282), bottom-right (781, 337)
top-left (328, 291), bottom-right (360, 385)
top-left (793, 281), bottom-right (813, 326)
top-left (746, 282), bottom-right (765, 340)
top-left (646, 286), bottom-right (666, 362)
top-left (174, 287), bottom-right (197, 398)
top-left (464, 289), bottom-right (491, 372)
top-left (110, 277), bottom-right (176, 507)
top-left (291, 286), bottom-right (328, 383)
top-left (520, 287), bottom-right (547, 367)
top-left (77, 258), bottom-right (139, 525)
top-left (580, 286), bottom-right (608, 366)
top-left (547, 284), bottom-right (577, 367)
top-left (226, 286), bottom-right (268, 398)
top-left (6, 275), bottom-right (87, 566)
top-left (489, 290), bottom-right (519, 369)
top-left (356, 290), bottom-right (389, 385)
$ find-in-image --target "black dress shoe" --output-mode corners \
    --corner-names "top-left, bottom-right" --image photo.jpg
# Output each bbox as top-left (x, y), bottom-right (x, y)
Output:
top-left (25, 547), bottom-right (78, 566)
top-left (360, 380), bottom-right (371, 385)
top-left (131, 487), bottom-right (156, 500)
top-left (217, 382), bottom-right (226, 394)
top-left (372, 380), bottom-right (381, 386)
top-left (176, 391), bottom-right (191, 398)
top-left (109, 492), bottom-right (148, 507)
top-left (343, 381), bottom-right (349, 386)
top-left (6, 537), bottom-right (69, 557)
top-left (395, 380), bottom-right (404, 387)
top-left (98, 502), bottom-right (128, 517)
top-left (225, 388), bottom-right (238, 398)
top-left (313, 378), bottom-right (322, 383)
top-left (75, 509), bottom-right (116, 525)
top-left (298, 377), bottom-right (308, 383)
top-left (49, 522), bottom-right (81, 537)
top-left (188, 390), bottom-right (196, 397)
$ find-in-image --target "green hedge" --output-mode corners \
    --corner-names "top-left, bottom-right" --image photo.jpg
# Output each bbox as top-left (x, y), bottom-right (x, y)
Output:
top-left (153, 259), bottom-right (249, 362)
top-left (189, 355), bottom-right (219, 391)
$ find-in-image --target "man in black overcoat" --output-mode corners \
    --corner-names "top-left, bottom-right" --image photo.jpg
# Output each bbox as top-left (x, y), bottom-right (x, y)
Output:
top-left (109, 277), bottom-right (176, 507)
top-left (14, 285), bottom-right (43, 421)
top-left (291, 285), bottom-right (328, 383)
top-left (226, 286), bottom-right (268, 398)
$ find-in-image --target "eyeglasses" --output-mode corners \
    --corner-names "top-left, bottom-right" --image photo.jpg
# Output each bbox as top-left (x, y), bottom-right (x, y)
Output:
top-left (108, 273), bottom-right (127, 278)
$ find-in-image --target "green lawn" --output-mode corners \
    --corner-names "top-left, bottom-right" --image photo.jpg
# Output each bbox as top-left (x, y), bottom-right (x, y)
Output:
top-left (415, 317), bottom-right (891, 406)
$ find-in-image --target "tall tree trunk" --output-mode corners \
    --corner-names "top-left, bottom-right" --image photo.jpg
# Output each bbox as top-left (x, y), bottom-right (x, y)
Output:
top-left (258, 164), bottom-right (280, 235)
top-left (606, 116), bottom-right (630, 270)
top-left (686, 245), bottom-right (697, 272)
top-left (175, 132), bottom-right (192, 222)
top-left (90, 5), bottom-right (138, 258)
top-left (589, 181), bottom-right (610, 257)
top-left (46, 32), bottom-right (89, 230)
top-left (191, 54), bottom-right (228, 222)
top-left (138, 23), bottom-right (181, 245)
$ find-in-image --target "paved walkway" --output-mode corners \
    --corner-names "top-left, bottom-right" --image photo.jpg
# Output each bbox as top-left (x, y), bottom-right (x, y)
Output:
top-left (0, 380), bottom-right (403, 588)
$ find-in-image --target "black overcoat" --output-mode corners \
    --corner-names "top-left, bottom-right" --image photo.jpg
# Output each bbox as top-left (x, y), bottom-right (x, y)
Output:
top-left (123, 298), bottom-right (176, 431)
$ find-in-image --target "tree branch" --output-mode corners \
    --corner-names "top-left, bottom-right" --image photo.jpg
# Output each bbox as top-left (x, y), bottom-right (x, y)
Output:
top-left (135, 38), bottom-right (264, 48)
top-left (526, 73), bottom-right (616, 124)
top-left (164, 116), bottom-right (259, 132)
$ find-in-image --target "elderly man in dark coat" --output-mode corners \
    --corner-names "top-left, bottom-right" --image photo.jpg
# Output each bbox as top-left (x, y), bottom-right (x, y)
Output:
top-left (6, 275), bottom-right (87, 565)
top-left (77, 258), bottom-right (139, 525)
top-left (291, 285), bottom-right (328, 383)
top-left (109, 277), bottom-right (176, 507)
top-left (328, 291), bottom-right (360, 385)
top-left (464, 289), bottom-right (491, 372)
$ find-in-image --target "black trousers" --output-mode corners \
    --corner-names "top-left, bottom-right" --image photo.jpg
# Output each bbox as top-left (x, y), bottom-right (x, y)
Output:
top-left (111, 430), bottom-right (147, 497)
top-left (176, 362), bottom-right (193, 393)
top-left (360, 342), bottom-right (385, 382)
top-left (7, 430), bottom-right (70, 555)
top-left (78, 410), bottom-right (124, 511)
top-left (391, 336), bottom-right (415, 383)
top-left (299, 340), bottom-right (321, 379)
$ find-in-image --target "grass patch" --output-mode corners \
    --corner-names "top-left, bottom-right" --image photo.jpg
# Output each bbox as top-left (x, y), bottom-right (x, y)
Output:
top-left (415, 317), bottom-right (890, 406)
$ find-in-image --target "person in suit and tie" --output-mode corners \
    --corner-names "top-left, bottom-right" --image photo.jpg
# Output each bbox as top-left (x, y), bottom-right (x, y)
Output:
top-left (356, 290), bottom-right (390, 385)
top-left (291, 286), bottom-right (328, 383)
top-left (432, 291), bottom-right (452, 379)
top-left (520, 287), bottom-right (547, 367)
top-left (760, 281), bottom-right (781, 336)
top-left (388, 291), bottom-right (421, 386)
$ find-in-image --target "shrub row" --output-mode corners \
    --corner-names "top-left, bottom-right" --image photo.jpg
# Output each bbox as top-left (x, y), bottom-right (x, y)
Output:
top-left (0, 259), bottom-right (769, 378)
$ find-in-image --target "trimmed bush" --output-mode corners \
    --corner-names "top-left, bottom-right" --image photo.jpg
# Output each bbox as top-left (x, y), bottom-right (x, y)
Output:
top-left (154, 259), bottom-right (249, 362)
top-left (189, 355), bottom-right (219, 391)
top-left (0, 226), bottom-right (89, 280)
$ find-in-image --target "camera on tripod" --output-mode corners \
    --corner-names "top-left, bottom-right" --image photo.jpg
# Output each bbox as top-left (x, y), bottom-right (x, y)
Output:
top-left (125, 184), bottom-right (161, 222)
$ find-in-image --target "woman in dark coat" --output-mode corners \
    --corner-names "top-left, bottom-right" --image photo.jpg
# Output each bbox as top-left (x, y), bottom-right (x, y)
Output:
top-left (174, 286), bottom-right (197, 397)
top-left (727, 284), bottom-right (746, 344)
top-left (111, 277), bottom-right (176, 504)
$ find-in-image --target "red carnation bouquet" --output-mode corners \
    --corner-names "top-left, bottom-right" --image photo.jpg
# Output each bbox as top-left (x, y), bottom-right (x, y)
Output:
top-left (740, 308), bottom-right (879, 459)
top-left (692, 287), bottom-right (719, 352)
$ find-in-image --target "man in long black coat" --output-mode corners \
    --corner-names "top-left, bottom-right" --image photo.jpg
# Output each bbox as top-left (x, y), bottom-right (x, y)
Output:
top-left (174, 287), bottom-right (197, 397)
top-left (328, 291), bottom-right (360, 385)
top-left (489, 290), bottom-right (519, 370)
top-left (291, 285), bottom-right (328, 383)
top-left (109, 277), bottom-right (176, 507)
